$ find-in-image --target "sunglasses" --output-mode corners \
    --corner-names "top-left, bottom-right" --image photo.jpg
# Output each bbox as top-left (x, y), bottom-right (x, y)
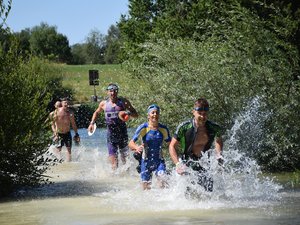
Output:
top-left (194, 107), bottom-right (209, 112)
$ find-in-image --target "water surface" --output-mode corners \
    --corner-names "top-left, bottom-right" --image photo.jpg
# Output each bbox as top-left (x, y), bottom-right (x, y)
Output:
top-left (0, 128), bottom-right (299, 225)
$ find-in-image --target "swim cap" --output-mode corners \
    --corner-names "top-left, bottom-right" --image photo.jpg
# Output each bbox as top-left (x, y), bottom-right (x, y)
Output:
top-left (106, 83), bottom-right (119, 91)
top-left (147, 104), bottom-right (160, 114)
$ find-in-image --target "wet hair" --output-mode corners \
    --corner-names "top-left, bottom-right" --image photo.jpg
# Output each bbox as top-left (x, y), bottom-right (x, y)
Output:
top-left (194, 98), bottom-right (209, 108)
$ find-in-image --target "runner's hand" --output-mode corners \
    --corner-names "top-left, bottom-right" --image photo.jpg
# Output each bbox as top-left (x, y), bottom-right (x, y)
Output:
top-left (88, 124), bottom-right (94, 133)
top-left (73, 133), bottom-right (80, 144)
top-left (176, 161), bottom-right (186, 175)
top-left (135, 144), bottom-right (144, 154)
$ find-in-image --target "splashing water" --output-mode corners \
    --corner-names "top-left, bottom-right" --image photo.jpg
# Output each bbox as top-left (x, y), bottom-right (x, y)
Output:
top-left (13, 98), bottom-right (282, 218)
top-left (68, 97), bottom-right (281, 213)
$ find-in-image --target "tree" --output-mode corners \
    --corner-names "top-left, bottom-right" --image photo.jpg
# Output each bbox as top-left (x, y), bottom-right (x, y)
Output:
top-left (104, 25), bottom-right (121, 64)
top-left (118, 0), bottom-right (154, 61)
top-left (0, 0), bottom-right (11, 29)
top-left (30, 22), bottom-right (72, 63)
top-left (71, 43), bottom-right (87, 65)
top-left (14, 28), bottom-right (31, 56)
top-left (0, 36), bottom-right (68, 197)
top-left (85, 28), bottom-right (105, 64)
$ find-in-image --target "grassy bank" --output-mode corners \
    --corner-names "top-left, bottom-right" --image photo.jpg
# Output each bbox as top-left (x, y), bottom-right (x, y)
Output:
top-left (59, 64), bottom-right (127, 103)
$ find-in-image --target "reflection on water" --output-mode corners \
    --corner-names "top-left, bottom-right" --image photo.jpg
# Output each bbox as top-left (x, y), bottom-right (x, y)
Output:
top-left (0, 127), bottom-right (299, 225)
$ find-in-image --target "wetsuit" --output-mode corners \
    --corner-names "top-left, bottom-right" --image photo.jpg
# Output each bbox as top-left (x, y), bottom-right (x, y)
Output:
top-left (174, 119), bottom-right (223, 192)
top-left (132, 122), bottom-right (171, 182)
top-left (105, 98), bottom-right (128, 156)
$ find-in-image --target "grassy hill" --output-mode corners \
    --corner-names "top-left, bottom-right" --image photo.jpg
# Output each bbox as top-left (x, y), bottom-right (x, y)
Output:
top-left (59, 64), bottom-right (127, 103)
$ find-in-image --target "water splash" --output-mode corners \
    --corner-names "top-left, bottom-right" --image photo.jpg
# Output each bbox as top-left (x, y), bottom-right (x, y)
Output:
top-left (14, 101), bottom-right (282, 214)
top-left (97, 97), bottom-right (282, 212)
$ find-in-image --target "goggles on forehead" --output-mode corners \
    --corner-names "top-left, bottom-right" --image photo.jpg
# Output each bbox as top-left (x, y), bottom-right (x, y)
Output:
top-left (194, 107), bottom-right (209, 112)
top-left (106, 85), bottom-right (119, 91)
top-left (147, 104), bottom-right (160, 114)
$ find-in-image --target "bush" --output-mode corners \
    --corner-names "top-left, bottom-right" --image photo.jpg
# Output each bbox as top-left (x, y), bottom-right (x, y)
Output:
top-left (0, 35), bottom-right (66, 197)
top-left (122, 35), bottom-right (299, 171)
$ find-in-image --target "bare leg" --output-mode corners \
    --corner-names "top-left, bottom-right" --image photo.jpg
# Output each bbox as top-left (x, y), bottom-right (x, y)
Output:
top-left (120, 147), bottom-right (129, 165)
top-left (109, 155), bottom-right (118, 170)
top-left (157, 177), bottom-right (168, 189)
top-left (142, 182), bottom-right (151, 190)
top-left (54, 147), bottom-right (62, 160)
top-left (66, 147), bottom-right (72, 162)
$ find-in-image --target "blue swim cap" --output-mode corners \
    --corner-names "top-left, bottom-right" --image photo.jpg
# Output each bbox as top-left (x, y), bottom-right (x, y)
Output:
top-left (147, 104), bottom-right (160, 114)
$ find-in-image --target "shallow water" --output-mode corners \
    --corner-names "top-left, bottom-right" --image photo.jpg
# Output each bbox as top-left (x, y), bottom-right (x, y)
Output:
top-left (0, 128), bottom-right (299, 225)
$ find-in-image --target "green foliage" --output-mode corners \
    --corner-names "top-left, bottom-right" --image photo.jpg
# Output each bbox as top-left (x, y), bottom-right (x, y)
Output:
top-left (0, 34), bottom-right (67, 197)
top-left (122, 1), bottom-right (300, 172)
top-left (104, 25), bottom-right (121, 64)
top-left (71, 43), bottom-right (88, 65)
top-left (85, 29), bottom-right (106, 64)
top-left (0, 0), bottom-right (11, 29)
top-left (29, 22), bottom-right (72, 63)
top-left (73, 102), bottom-right (105, 128)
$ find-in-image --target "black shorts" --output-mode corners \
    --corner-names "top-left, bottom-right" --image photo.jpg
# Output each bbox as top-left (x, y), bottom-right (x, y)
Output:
top-left (55, 132), bottom-right (72, 148)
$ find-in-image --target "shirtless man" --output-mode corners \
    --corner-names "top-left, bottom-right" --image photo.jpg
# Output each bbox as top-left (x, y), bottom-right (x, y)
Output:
top-left (88, 83), bottom-right (138, 170)
top-left (52, 98), bottom-right (80, 162)
top-left (49, 100), bottom-right (62, 137)
top-left (169, 98), bottom-right (223, 192)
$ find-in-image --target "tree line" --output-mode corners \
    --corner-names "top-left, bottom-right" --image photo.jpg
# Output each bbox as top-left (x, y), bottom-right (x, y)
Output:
top-left (1, 22), bottom-right (121, 65)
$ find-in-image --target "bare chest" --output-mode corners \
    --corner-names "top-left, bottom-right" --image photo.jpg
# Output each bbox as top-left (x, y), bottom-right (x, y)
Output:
top-left (192, 127), bottom-right (209, 157)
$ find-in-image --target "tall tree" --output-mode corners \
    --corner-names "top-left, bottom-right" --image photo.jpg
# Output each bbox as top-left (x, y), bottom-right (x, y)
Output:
top-left (30, 22), bottom-right (72, 63)
top-left (85, 28), bottom-right (105, 64)
top-left (104, 25), bottom-right (121, 64)
top-left (118, 0), bottom-right (154, 60)
top-left (0, 0), bottom-right (11, 29)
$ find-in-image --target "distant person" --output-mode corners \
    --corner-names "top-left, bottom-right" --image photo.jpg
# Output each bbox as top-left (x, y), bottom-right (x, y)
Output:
top-left (169, 98), bottom-right (223, 192)
top-left (129, 104), bottom-right (171, 190)
top-left (88, 83), bottom-right (138, 170)
top-left (49, 100), bottom-right (62, 137)
top-left (52, 98), bottom-right (80, 162)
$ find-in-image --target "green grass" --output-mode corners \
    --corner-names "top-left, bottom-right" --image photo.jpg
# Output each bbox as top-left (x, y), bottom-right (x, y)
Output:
top-left (58, 64), bottom-right (127, 103)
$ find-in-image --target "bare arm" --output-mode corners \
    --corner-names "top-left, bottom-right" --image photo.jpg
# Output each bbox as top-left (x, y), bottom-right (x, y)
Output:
top-left (215, 137), bottom-right (223, 158)
top-left (49, 112), bottom-right (57, 136)
top-left (70, 113), bottom-right (78, 134)
top-left (51, 119), bottom-right (57, 135)
top-left (128, 139), bottom-right (144, 153)
top-left (88, 101), bottom-right (104, 132)
top-left (169, 137), bottom-right (180, 165)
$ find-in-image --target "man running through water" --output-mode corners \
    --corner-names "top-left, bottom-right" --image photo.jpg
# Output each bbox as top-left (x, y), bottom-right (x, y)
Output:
top-left (169, 98), bottom-right (224, 192)
top-left (52, 98), bottom-right (80, 162)
top-left (88, 83), bottom-right (138, 170)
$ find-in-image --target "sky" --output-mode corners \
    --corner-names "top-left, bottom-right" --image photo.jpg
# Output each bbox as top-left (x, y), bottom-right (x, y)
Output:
top-left (5, 0), bottom-right (129, 45)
